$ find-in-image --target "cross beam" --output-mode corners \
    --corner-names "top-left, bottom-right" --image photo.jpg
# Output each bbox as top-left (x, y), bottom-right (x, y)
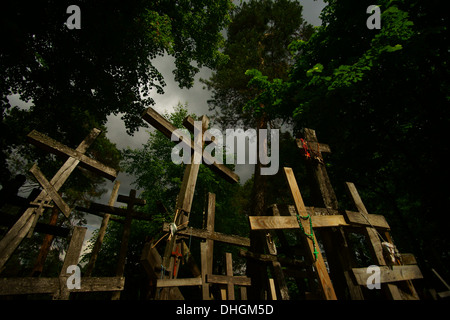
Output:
top-left (0, 227), bottom-right (125, 298)
top-left (142, 107), bottom-right (239, 184)
top-left (162, 223), bottom-right (250, 247)
top-left (27, 130), bottom-right (117, 181)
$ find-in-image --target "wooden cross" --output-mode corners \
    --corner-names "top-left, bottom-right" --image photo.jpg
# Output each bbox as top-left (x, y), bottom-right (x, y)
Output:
top-left (0, 226), bottom-right (124, 299)
top-left (111, 189), bottom-right (146, 300)
top-left (296, 128), bottom-right (366, 299)
top-left (0, 128), bottom-right (117, 272)
top-left (249, 167), bottom-right (337, 300)
top-left (204, 244), bottom-right (251, 300)
top-left (297, 128), bottom-right (336, 210)
top-left (142, 108), bottom-right (239, 184)
top-left (346, 182), bottom-right (422, 300)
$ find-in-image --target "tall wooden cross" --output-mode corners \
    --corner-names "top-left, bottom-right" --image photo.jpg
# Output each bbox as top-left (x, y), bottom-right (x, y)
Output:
top-left (142, 107), bottom-right (239, 295)
top-left (0, 226), bottom-right (125, 299)
top-left (296, 128), bottom-right (365, 299)
top-left (0, 128), bottom-right (117, 272)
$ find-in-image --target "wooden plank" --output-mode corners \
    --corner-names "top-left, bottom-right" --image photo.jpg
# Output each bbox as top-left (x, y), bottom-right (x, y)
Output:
top-left (249, 215), bottom-right (349, 230)
top-left (266, 205), bottom-right (290, 300)
top-left (205, 193), bottom-right (215, 275)
top-left (200, 241), bottom-right (210, 300)
top-left (162, 223), bottom-right (250, 247)
top-left (352, 265), bottom-right (423, 286)
top-left (269, 278), bottom-right (277, 300)
top-left (61, 226), bottom-right (86, 271)
top-left (157, 277), bottom-right (203, 288)
top-left (225, 252), bottom-right (234, 300)
top-left (85, 180), bottom-right (121, 277)
top-left (117, 194), bottom-right (146, 206)
top-left (27, 130), bottom-right (117, 181)
top-left (400, 254), bottom-right (417, 265)
top-left (0, 277), bottom-right (58, 295)
top-left (345, 210), bottom-right (390, 230)
top-left (438, 291), bottom-right (450, 299)
top-left (88, 202), bottom-right (152, 221)
top-left (55, 226), bottom-right (87, 300)
top-left (239, 249), bottom-right (306, 267)
top-left (206, 275), bottom-right (251, 286)
top-left (296, 138), bottom-right (331, 154)
top-left (0, 277), bottom-right (124, 295)
top-left (142, 107), bottom-right (239, 184)
top-left (29, 164), bottom-right (71, 218)
top-left (283, 167), bottom-right (337, 300)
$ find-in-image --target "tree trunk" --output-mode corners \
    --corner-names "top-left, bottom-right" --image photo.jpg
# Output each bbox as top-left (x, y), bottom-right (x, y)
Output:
top-left (246, 114), bottom-right (269, 300)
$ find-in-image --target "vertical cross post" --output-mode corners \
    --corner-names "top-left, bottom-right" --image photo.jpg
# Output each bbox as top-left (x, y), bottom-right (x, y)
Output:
top-left (84, 180), bottom-right (121, 276)
top-left (161, 116), bottom-right (209, 287)
top-left (284, 167), bottom-right (337, 300)
top-left (111, 189), bottom-right (146, 300)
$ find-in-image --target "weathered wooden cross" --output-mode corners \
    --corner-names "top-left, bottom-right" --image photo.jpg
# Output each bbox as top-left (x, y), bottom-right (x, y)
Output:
top-left (0, 226), bottom-right (124, 299)
top-left (249, 167), bottom-right (337, 300)
top-left (142, 107), bottom-right (239, 296)
top-left (0, 128), bottom-right (117, 272)
top-left (296, 128), bottom-right (366, 299)
top-left (204, 245), bottom-right (251, 300)
top-left (345, 182), bottom-right (422, 300)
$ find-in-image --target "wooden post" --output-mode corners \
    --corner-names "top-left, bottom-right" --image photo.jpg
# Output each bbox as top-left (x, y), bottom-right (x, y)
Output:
top-left (297, 128), bottom-right (364, 300)
top-left (0, 128), bottom-right (117, 272)
top-left (160, 115), bottom-right (209, 299)
top-left (283, 167), bottom-right (337, 300)
top-left (84, 180), bottom-right (121, 276)
top-left (111, 189), bottom-right (146, 300)
top-left (30, 192), bottom-right (62, 277)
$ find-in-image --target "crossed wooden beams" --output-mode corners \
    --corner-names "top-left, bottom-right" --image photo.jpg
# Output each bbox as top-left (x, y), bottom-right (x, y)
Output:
top-left (0, 128), bottom-right (117, 272)
top-left (140, 192), bottom-right (251, 300)
top-left (155, 242), bottom-right (251, 300)
top-left (0, 226), bottom-right (124, 299)
top-left (248, 128), bottom-right (423, 300)
top-left (141, 107), bottom-right (242, 300)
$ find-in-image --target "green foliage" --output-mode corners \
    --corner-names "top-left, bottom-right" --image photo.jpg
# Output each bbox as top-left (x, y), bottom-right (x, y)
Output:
top-left (202, 0), bottom-right (313, 128)
top-left (245, 0), bottom-right (450, 280)
top-left (1, 0), bottom-right (233, 187)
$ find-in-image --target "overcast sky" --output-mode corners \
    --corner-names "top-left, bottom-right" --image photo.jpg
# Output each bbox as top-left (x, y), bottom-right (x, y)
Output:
top-left (102, 0), bottom-right (326, 197)
top-left (8, 0), bottom-right (326, 253)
